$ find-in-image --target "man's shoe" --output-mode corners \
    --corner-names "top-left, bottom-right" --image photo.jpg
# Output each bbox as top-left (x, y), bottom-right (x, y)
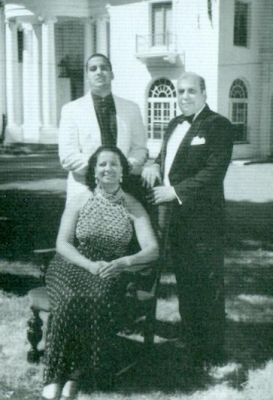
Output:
top-left (41, 397), bottom-right (60, 400)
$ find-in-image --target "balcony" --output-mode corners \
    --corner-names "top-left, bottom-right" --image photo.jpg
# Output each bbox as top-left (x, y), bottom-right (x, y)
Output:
top-left (135, 33), bottom-right (178, 64)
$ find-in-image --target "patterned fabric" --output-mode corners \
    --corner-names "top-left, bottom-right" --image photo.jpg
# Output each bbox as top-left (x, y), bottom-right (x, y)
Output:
top-left (92, 93), bottom-right (117, 146)
top-left (43, 187), bottom-right (133, 384)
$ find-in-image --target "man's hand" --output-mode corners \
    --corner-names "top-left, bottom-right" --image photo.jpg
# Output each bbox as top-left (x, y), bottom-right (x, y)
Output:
top-left (141, 164), bottom-right (162, 188)
top-left (147, 186), bottom-right (176, 204)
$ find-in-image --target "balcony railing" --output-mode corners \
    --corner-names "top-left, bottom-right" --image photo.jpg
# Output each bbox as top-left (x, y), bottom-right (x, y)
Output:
top-left (136, 33), bottom-right (177, 62)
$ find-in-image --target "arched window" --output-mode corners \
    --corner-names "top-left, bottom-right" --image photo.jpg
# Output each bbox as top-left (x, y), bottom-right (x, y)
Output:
top-left (229, 79), bottom-right (248, 142)
top-left (147, 78), bottom-right (177, 140)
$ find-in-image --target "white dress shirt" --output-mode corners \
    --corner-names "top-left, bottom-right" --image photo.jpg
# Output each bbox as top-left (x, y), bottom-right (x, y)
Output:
top-left (163, 121), bottom-right (191, 186)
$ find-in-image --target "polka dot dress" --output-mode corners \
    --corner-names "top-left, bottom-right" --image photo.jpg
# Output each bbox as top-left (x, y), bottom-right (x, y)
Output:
top-left (43, 188), bottom-right (133, 384)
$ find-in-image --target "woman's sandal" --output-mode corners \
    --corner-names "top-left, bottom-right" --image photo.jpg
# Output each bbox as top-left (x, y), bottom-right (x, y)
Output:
top-left (41, 397), bottom-right (60, 400)
top-left (41, 383), bottom-right (62, 400)
top-left (60, 380), bottom-right (79, 400)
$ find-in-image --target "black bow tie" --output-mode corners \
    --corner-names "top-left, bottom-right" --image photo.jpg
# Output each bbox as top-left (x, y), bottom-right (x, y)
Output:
top-left (179, 114), bottom-right (195, 125)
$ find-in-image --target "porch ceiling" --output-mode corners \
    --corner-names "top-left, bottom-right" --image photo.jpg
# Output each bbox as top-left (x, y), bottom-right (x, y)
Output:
top-left (4, 0), bottom-right (108, 19)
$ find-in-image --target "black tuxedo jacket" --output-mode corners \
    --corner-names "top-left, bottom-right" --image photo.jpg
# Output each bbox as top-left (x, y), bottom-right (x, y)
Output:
top-left (155, 104), bottom-right (234, 243)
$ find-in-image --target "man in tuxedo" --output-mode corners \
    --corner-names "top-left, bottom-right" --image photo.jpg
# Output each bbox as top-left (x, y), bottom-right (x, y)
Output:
top-left (59, 53), bottom-right (147, 200)
top-left (142, 72), bottom-right (233, 369)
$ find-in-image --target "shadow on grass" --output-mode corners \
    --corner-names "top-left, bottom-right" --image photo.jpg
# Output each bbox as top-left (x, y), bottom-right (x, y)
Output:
top-left (225, 264), bottom-right (273, 296)
top-left (1, 265), bottom-right (273, 395)
top-left (0, 273), bottom-right (42, 295)
top-left (226, 320), bottom-right (273, 367)
top-left (0, 189), bottom-right (65, 260)
top-left (155, 263), bottom-right (273, 300)
top-left (0, 153), bottom-right (66, 185)
top-left (226, 200), bottom-right (273, 243)
top-left (80, 317), bottom-right (273, 395)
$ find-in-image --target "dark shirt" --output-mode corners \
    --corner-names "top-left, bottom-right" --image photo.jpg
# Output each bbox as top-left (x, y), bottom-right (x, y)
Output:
top-left (92, 93), bottom-right (117, 146)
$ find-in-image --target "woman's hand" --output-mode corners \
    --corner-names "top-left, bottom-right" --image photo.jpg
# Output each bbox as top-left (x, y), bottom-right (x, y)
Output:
top-left (89, 261), bottom-right (108, 275)
top-left (98, 257), bottom-right (131, 279)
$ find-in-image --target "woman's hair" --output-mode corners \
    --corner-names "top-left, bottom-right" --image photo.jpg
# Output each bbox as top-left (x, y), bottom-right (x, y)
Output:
top-left (85, 145), bottom-right (130, 191)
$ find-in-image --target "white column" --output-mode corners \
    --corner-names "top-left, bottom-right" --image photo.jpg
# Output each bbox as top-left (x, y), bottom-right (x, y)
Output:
top-left (96, 16), bottom-right (108, 56)
top-left (84, 18), bottom-right (95, 92)
top-left (22, 23), bottom-right (41, 142)
top-left (5, 19), bottom-right (18, 129)
top-left (32, 24), bottom-right (41, 126)
top-left (0, 3), bottom-right (6, 139)
top-left (259, 62), bottom-right (273, 157)
top-left (41, 17), bottom-right (57, 135)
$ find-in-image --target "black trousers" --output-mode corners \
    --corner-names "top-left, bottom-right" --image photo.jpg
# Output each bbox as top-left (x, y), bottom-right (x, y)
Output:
top-left (171, 235), bottom-right (225, 365)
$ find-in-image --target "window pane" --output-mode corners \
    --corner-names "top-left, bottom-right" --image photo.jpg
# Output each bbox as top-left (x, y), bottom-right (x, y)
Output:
top-left (232, 102), bottom-right (247, 124)
top-left (153, 122), bottom-right (162, 139)
top-left (17, 30), bottom-right (23, 63)
top-left (153, 7), bottom-right (164, 37)
top-left (233, 123), bottom-right (247, 142)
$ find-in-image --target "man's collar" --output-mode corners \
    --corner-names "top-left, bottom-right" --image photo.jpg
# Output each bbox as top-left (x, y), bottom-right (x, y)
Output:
top-left (178, 104), bottom-right (206, 125)
top-left (193, 104), bottom-right (206, 121)
top-left (91, 92), bottom-right (113, 101)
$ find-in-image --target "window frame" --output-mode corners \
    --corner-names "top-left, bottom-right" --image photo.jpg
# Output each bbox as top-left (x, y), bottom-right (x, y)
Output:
top-left (233, 0), bottom-right (250, 48)
top-left (17, 29), bottom-right (23, 63)
top-left (147, 78), bottom-right (177, 141)
top-left (229, 79), bottom-right (249, 144)
top-left (150, 1), bottom-right (172, 47)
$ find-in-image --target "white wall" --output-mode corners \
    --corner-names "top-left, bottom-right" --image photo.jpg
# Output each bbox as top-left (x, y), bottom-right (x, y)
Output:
top-left (218, 0), bottom-right (271, 159)
top-left (0, 5), bottom-right (6, 138)
top-left (174, 0), bottom-right (221, 110)
top-left (219, 0), bottom-right (261, 65)
top-left (109, 0), bottom-right (221, 158)
top-left (109, 1), bottom-right (151, 117)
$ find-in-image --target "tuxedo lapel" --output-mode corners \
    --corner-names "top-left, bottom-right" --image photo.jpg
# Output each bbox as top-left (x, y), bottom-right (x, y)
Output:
top-left (82, 92), bottom-right (101, 143)
top-left (169, 105), bottom-right (211, 175)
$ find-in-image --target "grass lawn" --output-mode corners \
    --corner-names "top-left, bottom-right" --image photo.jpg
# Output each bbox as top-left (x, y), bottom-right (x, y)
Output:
top-left (0, 247), bottom-right (273, 400)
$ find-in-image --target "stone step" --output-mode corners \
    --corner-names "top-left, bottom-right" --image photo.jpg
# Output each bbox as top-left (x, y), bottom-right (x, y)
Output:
top-left (0, 143), bottom-right (58, 155)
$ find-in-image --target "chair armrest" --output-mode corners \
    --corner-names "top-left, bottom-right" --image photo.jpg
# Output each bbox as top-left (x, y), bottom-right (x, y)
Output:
top-left (33, 248), bottom-right (55, 265)
top-left (125, 260), bottom-right (161, 302)
top-left (33, 248), bottom-right (56, 282)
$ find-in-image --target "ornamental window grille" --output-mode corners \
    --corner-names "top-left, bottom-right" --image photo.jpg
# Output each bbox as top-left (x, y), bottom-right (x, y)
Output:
top-left (229, 79), bottom-right (248, 142)
top-left (148, 78), bottom-right (177, 140)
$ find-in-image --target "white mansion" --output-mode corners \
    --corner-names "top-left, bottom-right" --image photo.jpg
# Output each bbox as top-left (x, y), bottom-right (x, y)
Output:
top-left (0, 0), bottom-right (272, 159)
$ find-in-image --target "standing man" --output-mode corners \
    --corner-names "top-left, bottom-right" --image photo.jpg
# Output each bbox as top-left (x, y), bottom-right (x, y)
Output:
top-left (142, 72), bottom-right (233, 370)
top-left (59, 53), bottom-right (147, 200)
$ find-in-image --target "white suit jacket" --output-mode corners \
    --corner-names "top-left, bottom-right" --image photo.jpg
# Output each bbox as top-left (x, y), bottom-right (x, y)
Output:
top-left (58, 92), bottom-right (147, 200)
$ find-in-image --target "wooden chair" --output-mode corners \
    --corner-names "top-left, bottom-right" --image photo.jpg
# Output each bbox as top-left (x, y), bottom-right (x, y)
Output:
top-left (27, 248), bottom-right (161, 370)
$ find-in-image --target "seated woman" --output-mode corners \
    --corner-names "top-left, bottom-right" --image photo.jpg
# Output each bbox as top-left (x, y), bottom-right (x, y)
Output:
top-left (42, 145), bottom-right (159, 400)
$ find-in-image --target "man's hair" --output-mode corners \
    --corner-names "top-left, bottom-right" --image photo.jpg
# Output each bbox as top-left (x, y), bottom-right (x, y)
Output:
top-left (85, 145), bottom-right (130, 191)
top-left (85, 53), bottom-right (113, 71)
top-left (179, 72), bottom-right (206, 92)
